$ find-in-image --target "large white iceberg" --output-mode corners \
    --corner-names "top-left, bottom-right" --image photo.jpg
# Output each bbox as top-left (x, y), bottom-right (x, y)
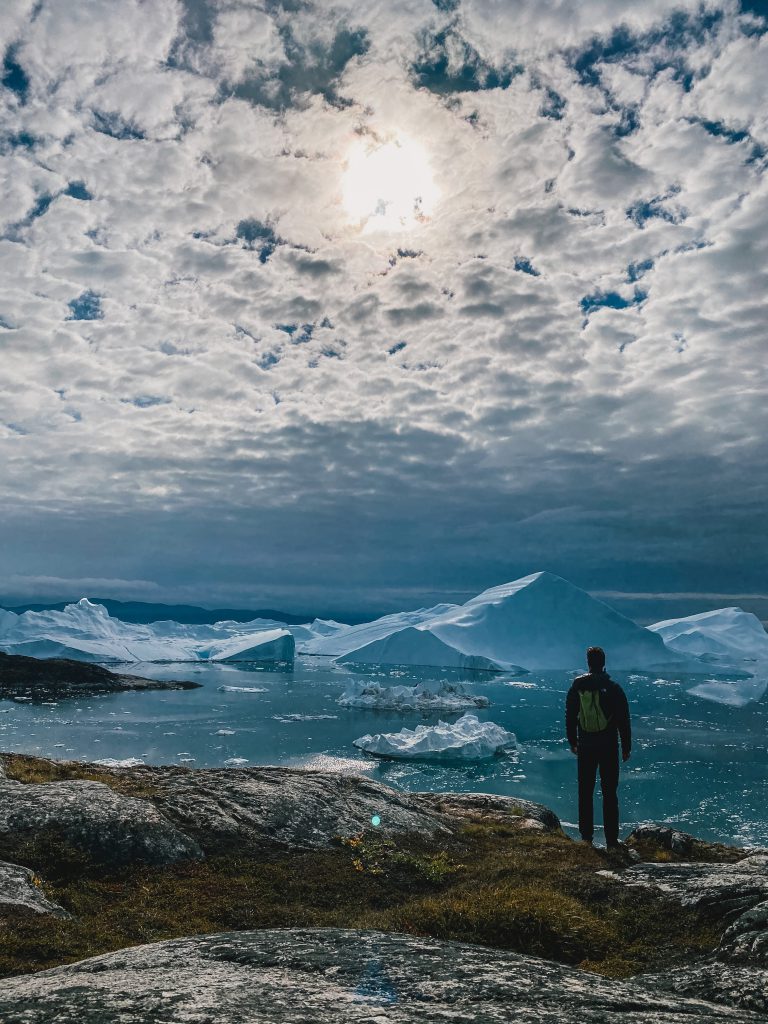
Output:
top-left (353, 712), bottom-right (516, 761)
top-left (338, 679), bottom-right (490, 712)
top-left (303, 572), bottom-right (688, 671)
top-left (648, 607), bottom-right (768, 665)
top-left (0, 599), bottom-right (295, 664)
top-left (337, 627), bottom-right (502, 671)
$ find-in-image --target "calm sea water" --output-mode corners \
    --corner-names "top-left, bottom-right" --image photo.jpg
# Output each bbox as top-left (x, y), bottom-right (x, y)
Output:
top-left (1, 657), bottom-right (766, 847)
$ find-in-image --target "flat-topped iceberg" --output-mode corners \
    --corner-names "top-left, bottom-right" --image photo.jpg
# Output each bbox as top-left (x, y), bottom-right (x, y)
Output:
top-left (338, 679), bottom-right (490, 712)
top-left (353, 712), bottom-right (516, 762)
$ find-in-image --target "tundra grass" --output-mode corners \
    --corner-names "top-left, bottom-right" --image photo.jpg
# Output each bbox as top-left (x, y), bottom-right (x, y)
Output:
top-left (0, 822), bottom-right (720, 982)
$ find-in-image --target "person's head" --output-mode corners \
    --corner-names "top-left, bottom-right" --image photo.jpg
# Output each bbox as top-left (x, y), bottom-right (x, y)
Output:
top-left (586, 646), bottom-right (606, 673)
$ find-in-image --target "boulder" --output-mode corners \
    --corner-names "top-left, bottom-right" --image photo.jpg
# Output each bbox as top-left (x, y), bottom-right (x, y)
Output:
top-left (0, 928), bottom-right (762, 1024)
top-left (626, 824), bottom-right (747, 863)
top-left (107, 765), bottom-right (457, 853)
top-left (0, 859), bottom-right (70, 917)
top-left (411, 791), bottom-right (562, 833)
top-left (0, 778), bottom-right (201, 869)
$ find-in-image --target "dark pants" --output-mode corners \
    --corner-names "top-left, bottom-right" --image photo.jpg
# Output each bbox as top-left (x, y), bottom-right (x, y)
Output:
top-left (577, 732), bottom-right (620, 845)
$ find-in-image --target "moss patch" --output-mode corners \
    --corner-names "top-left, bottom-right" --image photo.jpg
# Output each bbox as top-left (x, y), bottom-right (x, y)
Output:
top-left (0, 823), bottom-right (720, 981)
top-left (0, 753), bottom-right (159, 800)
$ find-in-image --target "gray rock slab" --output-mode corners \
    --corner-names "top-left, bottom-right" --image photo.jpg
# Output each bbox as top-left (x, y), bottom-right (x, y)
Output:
top-left (0, 778), bottom-right (201, 867)
top-left (598, 854), bottom-right (768, 918)
top-left (0, 859), bottom-right (70, 917)
top-left (102, 766), bottom-right (457, 852)
top-left (0, 928), bottom-right (763, 1024)
top-left (606, 857), bottom-right (768, 1013)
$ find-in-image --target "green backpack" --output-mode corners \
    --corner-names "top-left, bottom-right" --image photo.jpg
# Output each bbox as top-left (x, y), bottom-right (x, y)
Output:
top-left (578, 689), bottom-right (610, 732)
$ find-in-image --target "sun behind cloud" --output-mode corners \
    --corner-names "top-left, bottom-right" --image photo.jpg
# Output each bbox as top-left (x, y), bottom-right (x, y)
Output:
top-left (341, 135), bottom-right (440, 234)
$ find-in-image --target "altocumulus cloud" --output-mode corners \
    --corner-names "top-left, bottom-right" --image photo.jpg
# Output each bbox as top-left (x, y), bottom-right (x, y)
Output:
top-left (0, 0), bottom-right (766, 615)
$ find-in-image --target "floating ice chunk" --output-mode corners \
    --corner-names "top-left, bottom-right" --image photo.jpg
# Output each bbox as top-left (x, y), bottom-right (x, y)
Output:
top-left (93, 757), bottom-right (145, 767)
top-left (215, 728), bottom-right (236, 735)
top-left (353, 712), bottom-right (517, 762)
top-left (687, 677), bottom-right (768, 707)
top-left (224, 757), bottom-right (249, 766)
top-left (272, 713), bottom-right (338, 722)
top-left (338, 679), bottom-right (489, 712)
top-left (217, 686), bottom-right (268, 693)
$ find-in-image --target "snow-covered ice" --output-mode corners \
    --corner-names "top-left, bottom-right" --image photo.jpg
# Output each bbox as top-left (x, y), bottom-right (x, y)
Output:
top-left (93, 757), bottom-right (146, 767)
top-left (216, 686), bottom-right (268, 693)
top-left (649, 607), bottom-right (768, 665)
top-left (0, 599), bottom-right (295, 664)
top-left (302, 572), bottom-right (689, 671)
top-left (352, 712), bottom-right (517, 762)
top-left (338, 679), bottom-right (490, 712)
top-left (337, 626), bottom-right (502, 671)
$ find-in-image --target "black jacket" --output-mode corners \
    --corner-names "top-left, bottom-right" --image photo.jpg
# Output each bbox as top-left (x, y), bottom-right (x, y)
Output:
top-left (565, 670), bottom-right (631, 756)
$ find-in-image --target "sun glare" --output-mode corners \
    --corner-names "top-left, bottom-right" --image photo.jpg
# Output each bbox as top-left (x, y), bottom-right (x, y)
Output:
top-left (341, 136), bottom-right (440, 234)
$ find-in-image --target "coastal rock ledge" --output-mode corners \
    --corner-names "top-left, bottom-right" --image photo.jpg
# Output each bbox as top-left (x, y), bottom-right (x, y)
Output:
top-left (0, 927), bottom-right (763, 1024)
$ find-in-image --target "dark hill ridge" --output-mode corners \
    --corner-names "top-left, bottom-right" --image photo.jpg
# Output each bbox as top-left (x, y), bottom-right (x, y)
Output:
top-left (0, 754), bottom-right (764, 1019)
top-left (0, 651), bottom-right (201, 700)
top-left (1, 598), bottom-right (367, 625)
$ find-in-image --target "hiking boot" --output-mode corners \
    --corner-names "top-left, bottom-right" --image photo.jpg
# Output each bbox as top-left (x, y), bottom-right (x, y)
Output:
top-left (580, 838), bottom-right (594, 846)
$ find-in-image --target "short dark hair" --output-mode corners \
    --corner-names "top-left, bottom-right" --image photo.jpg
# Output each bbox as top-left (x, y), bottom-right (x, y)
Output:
top-left (587, 646), bottom-right (605, 671)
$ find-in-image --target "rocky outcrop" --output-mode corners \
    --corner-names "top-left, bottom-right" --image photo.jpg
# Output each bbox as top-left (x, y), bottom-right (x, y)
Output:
top-left (626, 824), bottom-right (748, 864)
top-left (411, 791), bottom-right (561, 833)
top-left (602, 849), bottom-right (768, 1013)
top-left (598, 853), bottom-right (768, 917)
top-left (0, 859), bottom-right (70, 917)
top-left (0, 928), bottom-right (762, 1024)
top-left (116, 766), bottom-right (459, 853)
top-left (0, 651), bottom-right (201, 700)
top-left (0, 777), bottom-right (201, 868)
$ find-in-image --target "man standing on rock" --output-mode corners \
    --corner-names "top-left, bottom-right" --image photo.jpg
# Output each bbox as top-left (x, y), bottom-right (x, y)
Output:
top-left (566, 646), bottom-right (631, 850)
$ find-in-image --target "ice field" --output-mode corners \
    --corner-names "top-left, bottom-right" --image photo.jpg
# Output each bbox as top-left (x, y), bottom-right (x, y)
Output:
top-left (1, 656), bottom-right (766, 848)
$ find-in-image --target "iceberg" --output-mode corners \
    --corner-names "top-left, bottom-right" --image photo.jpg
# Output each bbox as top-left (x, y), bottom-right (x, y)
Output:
top-left (426, 573), bottom-right (687, 670)
top-left (298, 605), bottom-right (456, 658)
top-left (0, 598), bottom-right (295, 664)
top-left (304, 572), bottom-right (688, 671)
top-left (338, 679), bottom-right (490, 712)
top-left (353, 712), bottom-right (516, 762)
top-left (337, 627), bottom-right (502, 671)
top-left (648, 607), bottom-right (768, 665)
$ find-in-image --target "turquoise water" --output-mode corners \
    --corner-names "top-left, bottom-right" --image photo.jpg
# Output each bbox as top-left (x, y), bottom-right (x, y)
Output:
top-left (1, 657), bottom-right (766, 847)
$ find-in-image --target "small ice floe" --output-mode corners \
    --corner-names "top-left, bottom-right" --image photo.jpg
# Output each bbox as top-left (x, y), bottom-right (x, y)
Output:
top-left (353, 712), bottom-right (517, 762)
top-left (503, 681), bottom-right (536, 689)
top-left (94, 757), bottom-right (145, 767)
top-left (217, 685), bottom-right (268, 693)
top-left (338, 679), bottom-right (489, 712)
top-left (687, 676), bottom-right (768, 707)
top-left (215, 729), bottom-right (236, 736)
top-left (179, 757), bottom-right (196, 763)
top-left (224, 757), bottom-right (249, 766)
top-left (272, 713), bottom-right (338, 723)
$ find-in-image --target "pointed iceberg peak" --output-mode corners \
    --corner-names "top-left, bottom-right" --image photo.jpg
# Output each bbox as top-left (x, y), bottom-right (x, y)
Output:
top-left (467, 571), bottom-right (576, 605)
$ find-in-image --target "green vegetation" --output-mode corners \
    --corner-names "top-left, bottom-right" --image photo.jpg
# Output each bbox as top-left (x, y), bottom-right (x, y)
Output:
top-left (0, 820), bottom-right (719, 981)
top-left (1, 753), bottom-right (159, 800)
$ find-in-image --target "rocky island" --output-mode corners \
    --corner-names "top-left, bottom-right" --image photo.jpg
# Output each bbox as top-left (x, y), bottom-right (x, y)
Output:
top-left (0, 753), bottom-right (764, 1022)
top-left (0, 651), bottom-right (201, 701)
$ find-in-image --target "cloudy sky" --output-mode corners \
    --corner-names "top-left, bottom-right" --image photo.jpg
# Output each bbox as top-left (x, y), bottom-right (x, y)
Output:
top-left (1, 0), bottom-right (766, 620)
